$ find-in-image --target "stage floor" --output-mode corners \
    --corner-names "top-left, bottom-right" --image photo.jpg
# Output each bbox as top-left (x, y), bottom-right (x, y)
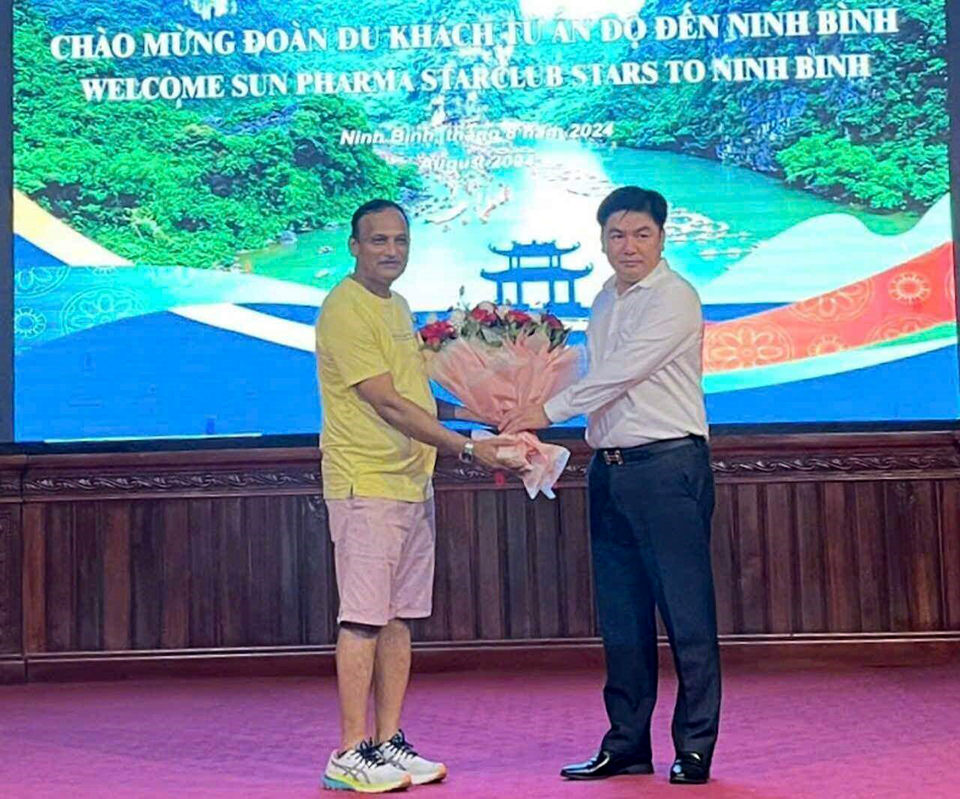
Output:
top-left (1, 664), bottom-right (957, 798)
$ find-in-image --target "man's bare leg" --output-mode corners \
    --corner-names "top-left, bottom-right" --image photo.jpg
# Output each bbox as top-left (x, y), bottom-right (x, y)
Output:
top-left (336, 622), bottom-right (380, 751)
top-left (373, 618), bottom-right (412, 743)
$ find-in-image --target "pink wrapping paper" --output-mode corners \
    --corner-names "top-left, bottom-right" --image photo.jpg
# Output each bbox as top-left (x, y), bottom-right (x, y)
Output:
top-left (423, 333), bottom-right (583, 499)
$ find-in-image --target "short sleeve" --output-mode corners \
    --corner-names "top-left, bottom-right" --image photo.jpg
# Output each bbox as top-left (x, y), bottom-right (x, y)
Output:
top-left (317, 300), bottom-right (389, 388)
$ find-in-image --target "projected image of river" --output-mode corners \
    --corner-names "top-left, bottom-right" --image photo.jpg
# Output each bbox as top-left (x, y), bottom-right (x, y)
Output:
top-left (245, 136), bottom-right (918, 313)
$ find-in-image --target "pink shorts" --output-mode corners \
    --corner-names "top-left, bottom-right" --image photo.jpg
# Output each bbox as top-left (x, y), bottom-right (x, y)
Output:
top-left (325, 496), bottom-right (436, 627)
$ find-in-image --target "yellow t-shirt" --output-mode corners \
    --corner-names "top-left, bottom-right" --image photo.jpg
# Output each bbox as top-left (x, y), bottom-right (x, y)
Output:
top-left (316, 277), bottom-right (438, 502)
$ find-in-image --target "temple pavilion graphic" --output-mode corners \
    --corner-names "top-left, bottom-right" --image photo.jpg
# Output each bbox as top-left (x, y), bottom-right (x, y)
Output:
top-left (481, 240), bottom-right (592, 318)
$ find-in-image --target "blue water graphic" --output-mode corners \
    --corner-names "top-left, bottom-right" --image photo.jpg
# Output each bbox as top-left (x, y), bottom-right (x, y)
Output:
top-left (15, 307), bottom-right (960, 442)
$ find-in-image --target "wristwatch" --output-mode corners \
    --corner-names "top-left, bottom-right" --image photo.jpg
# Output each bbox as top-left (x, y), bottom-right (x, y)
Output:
top-left (459, 440), bottom-right (475, 464)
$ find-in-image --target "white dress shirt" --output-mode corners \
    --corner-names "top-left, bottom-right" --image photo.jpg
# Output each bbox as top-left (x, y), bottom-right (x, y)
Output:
top-left (544, 259), bottom-right (708, 449)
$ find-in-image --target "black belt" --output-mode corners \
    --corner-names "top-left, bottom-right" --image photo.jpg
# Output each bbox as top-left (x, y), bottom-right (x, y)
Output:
top-left (596, 435), bottom-right (704, 466)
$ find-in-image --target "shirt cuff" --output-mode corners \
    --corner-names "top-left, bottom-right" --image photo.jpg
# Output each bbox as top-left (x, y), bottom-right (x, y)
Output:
top-left (544, 391), bottom-right (576, 425)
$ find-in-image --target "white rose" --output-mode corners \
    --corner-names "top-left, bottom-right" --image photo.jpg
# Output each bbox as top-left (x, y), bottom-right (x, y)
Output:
top-left (527, 311), bottom-right (542, 323)
top-left (448, 308), bottom-right (466, 326)
top-left (496, 303), bottom-right (511, 317)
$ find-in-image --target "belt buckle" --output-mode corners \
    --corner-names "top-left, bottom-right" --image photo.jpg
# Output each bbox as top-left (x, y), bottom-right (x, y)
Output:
top-left (603, 449), bottom-right (624, 466)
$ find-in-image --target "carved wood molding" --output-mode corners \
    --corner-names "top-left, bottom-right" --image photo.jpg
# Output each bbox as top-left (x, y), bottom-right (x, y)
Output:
top-left (0, 474), bottom-right (21, 499)
top-left (12, 432), bottom-right (960, 500)
top-left (440, 447), bottom-right (960, 486)
top-left (23, 468), bottom-right (322, 500)
top-left (710, 450), bottom-right (960, 479)
top-left (432, 464), bottom-right (505, 485)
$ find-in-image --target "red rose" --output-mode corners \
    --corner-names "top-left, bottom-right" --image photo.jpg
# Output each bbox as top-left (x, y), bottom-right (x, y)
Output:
top-left (469, 307), bottom-right (498, 325)
top-left (505, 309), bottom-right (532, 325)
top-left (419, 321), bottom-right (457, 343)
top-left (543, 313), bottom-right (564, 330)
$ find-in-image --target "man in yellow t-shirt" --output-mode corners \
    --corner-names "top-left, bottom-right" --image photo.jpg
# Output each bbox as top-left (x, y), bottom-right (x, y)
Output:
top-left (316, 199), bottom-right (510, 793)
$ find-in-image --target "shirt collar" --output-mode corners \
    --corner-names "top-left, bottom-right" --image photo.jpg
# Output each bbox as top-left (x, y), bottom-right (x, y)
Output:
top-left (603, 258), bottom-right (670, 298)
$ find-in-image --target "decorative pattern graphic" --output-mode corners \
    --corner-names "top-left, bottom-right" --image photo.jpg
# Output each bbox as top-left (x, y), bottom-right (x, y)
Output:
top-left (14, 308), bottom-right (47, 340)
top-left (703, 243), bottom-right (955, 372)
top-left (14, 266), bottom-right (71, 298)
top-left (704, 322), bottom-right (794, 371)
top-left (806, 333), bottom-right (847, 357)
top-left (60, 288), bottom-right (146, 335)
top-left (889, 272), bottom-right (932, 305)
top-left (867, 315), bottom-right (942, 344)
top-left (789, 280), bottom-right (874, 323)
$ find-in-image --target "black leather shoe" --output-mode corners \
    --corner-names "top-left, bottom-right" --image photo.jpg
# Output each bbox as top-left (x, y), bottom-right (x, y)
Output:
top-left (560, 750), bottom-right (654, 780)
top-left (669, 752), bottom-right (710, 784)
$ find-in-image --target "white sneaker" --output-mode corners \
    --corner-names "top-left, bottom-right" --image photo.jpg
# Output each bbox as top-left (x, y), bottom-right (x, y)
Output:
top-left (378, 730), bottom-right (448, 786)
top-left (323, 739), bottom-right (412, 793)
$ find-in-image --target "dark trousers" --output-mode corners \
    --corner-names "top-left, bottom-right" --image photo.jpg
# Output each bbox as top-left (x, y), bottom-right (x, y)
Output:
top-left (588, 437), bottom-right (720, 763)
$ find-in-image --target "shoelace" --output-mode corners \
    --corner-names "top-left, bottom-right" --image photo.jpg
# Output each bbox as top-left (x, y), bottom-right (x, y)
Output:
top-left (386, 732), bottom-right (419, 760)
top-left (355, 739), bottom-right (388, 767)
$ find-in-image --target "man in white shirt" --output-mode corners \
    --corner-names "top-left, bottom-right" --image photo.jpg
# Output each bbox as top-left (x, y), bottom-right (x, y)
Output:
top-left (502, 187), bottom-right (720, 785)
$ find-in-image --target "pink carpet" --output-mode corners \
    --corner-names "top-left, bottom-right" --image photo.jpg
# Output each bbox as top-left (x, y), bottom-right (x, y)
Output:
top-left (1, 665), bottom-right (958, 798)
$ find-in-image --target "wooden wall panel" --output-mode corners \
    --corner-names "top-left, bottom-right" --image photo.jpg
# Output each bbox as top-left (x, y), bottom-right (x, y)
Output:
top-left (762, 483), bottom-right (795, 634)
top-left (503, 491), bottom-right (533, 639)
top-left (415, 495), bottom-right (451, 642)
top-left (557, 489), bottom-right (593, 638)
top-left (21, 504), bottom-right (45, 654)
top-left (710, 483), bottom-right (739, 635)
top-left (162, 500), bottom-right (190, 649)
top-left (439, 490), bottom-right (477, 641)
top-left (852, 482), bottom-right (888, 632)
top-left (300, 498), bottom-right (336, 646)
top-left (130, 502), bottom-right (163, 650)
top-left (794, 482), bottom-right (826, 633)
top-left (246, 497), bottom-right (277, 647)
top-left (883, 482), bottom-right (914, 632)
top-left (822, 483), bottom-right (860, 632)
top-left (902, 482), bottom-right (943, 631)
top-left (102, 503), bottom-right (132, 650)
top-left (532, 497), bottom-right (562, 638)
top-left (74, 503), bottom-right (103, 651)
top-left (5, 431), bottom-right (959, 674)
top-left (735, 484), bottom-right (766, 633)
top-left (45, 504), bottom-right (76, 652)
top-left (941, 480), bottom-right (960, 630)
top-left (186, 499), bottom-right (217, 648)
top-left (277, 496), bottom-right (303, 644)
top-left (216, 498), bottom-right (247, 648)
top-left (0, 503), bottom-right (22, 656)
top-left (474, 491), bottom-right (505, 639)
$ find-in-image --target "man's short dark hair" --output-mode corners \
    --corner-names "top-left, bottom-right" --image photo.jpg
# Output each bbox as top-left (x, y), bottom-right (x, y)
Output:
top-left (596, 187), bottom-right (668, 230)
top-left (351, 199), bottom-right (409, 240)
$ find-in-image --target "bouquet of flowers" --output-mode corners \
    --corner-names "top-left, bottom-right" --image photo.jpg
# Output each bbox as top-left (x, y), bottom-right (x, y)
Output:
top-left (419, 301), bottom-right (583, 499)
